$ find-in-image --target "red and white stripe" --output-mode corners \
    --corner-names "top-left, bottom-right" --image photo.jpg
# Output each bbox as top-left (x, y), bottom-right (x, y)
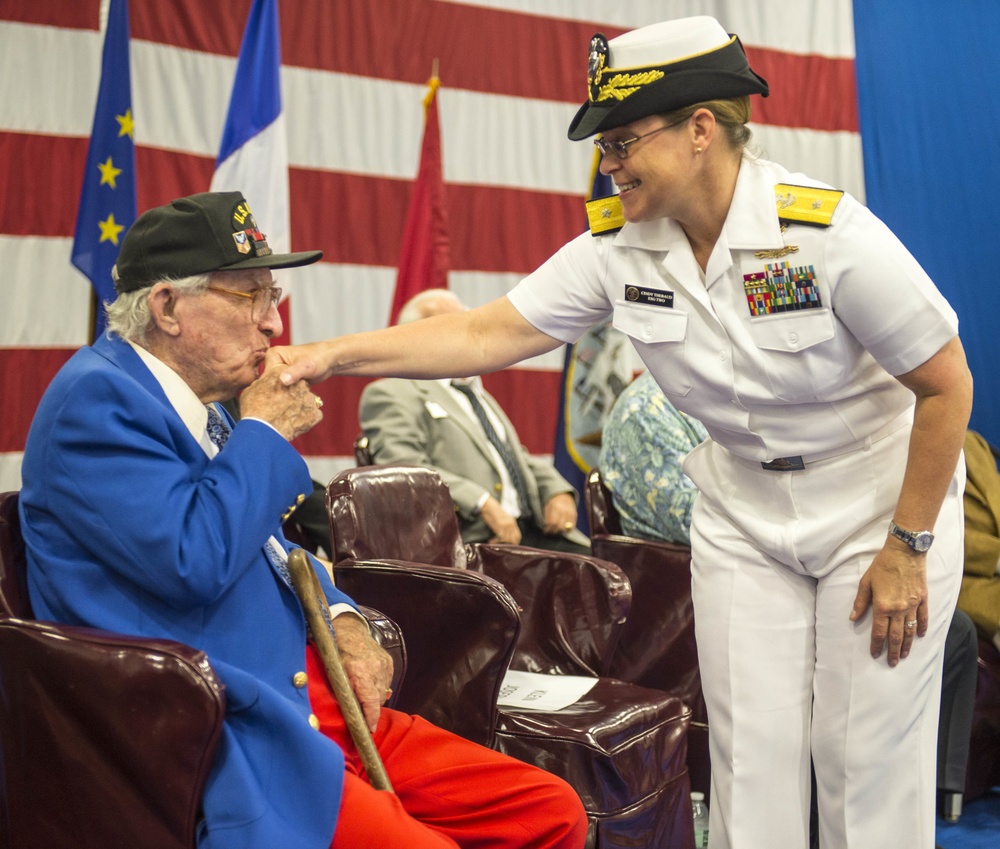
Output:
top-left (0, 0), bottom-right (860, 491)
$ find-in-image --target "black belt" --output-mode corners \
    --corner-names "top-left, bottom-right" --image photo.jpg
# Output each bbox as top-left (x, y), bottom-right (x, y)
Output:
top-left (757, 412), bottom-right (912, 473)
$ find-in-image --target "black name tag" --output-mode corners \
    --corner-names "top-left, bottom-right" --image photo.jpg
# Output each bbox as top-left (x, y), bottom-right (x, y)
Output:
top-left (625, 286), bottom-right (674, 308)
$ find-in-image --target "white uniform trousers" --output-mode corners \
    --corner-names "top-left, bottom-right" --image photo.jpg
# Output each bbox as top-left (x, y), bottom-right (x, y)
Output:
top-left (684, 424), bottom-right (964, 849)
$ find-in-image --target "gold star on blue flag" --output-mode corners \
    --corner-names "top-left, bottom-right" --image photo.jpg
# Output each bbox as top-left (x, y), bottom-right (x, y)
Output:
top-left (71, 0), bottom-right (136, 341)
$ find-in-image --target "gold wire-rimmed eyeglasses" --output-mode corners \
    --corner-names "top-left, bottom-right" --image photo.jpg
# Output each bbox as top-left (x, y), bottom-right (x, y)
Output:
top-left (206, 285), bottom-right (282, 321)
top-left (593, 116), bottom-right (688, 159)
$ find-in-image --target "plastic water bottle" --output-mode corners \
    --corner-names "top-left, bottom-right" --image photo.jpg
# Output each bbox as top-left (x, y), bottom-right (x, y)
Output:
top-left (691, 791), bottom-right (709, 848)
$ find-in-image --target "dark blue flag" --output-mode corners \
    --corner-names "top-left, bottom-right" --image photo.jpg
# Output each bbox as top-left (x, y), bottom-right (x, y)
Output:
top-left (71, 0), bottom-right (136, 341)
top-left (552, 154), bottom-right (622, 535)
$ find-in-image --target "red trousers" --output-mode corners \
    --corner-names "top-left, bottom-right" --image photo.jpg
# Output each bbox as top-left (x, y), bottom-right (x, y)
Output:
top-left (305, 645), bottom-right (588, 849)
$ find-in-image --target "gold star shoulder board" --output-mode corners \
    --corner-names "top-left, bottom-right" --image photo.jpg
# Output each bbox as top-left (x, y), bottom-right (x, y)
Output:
top-left (774, 183), bottom-right (843, 227)
top-left (586, 194), bottom-right (625, 236)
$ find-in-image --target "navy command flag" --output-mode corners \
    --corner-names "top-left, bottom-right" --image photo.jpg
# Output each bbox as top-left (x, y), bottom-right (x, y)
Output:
top-left (552, 152), bottom-right (632, 534)
top-left (71, 0), bottom-right (136, 341)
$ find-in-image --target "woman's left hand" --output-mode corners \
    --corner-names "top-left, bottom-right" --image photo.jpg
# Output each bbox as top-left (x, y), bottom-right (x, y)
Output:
top-left (850, 542), bottom-right (928, 667)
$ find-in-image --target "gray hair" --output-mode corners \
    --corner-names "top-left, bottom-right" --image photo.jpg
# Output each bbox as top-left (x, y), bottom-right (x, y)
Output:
top-left (396, 288), bottom-right (463, 325)
top-left (104, 272), bottom-right (211, 343)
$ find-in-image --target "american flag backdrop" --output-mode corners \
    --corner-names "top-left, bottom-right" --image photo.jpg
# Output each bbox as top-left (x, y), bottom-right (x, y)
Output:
top-left (0, 0), bottom-right (865, 492)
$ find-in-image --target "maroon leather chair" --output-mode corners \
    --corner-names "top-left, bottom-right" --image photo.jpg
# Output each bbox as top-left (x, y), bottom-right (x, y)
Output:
top-left (966, 637), bottom-right (1000, 800)
top-left (585, 467), bottom-right (711, 801)
top-left (0, 490), bottom-right (224, 849)
top-left (327, 465), bottom-right (696, 849)
top-left (0, 490), bottom-right (406, 848)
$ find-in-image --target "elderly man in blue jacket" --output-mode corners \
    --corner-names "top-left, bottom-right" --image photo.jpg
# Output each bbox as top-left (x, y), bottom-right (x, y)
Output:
top-left (19, 192), bottom-right (586, 849)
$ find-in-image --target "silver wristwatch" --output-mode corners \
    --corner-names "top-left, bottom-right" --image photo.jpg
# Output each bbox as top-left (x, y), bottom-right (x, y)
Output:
top-left (888, 520), bottom-right (934, 553)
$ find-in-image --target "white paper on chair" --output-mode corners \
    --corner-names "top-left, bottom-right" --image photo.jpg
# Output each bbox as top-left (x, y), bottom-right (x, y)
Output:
top-left (496, 670), bottom-right (598, 711)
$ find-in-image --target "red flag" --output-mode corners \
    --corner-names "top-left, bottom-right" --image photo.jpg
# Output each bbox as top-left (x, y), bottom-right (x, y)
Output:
top-left (388, 75), bottom-right (449, 325)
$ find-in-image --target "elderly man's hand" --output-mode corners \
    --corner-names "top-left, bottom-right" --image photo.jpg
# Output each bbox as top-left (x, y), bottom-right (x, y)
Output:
top-left (239, 371), bottom-right (323, 441)
top-left (541, 492), bottom-right (578, 535)
top-left (332, 613), bottom-right (395, 733)
top-left (480, 496), bottom-right (522, 544)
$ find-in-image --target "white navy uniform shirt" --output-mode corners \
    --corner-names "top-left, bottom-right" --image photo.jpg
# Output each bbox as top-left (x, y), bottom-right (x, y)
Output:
top-left (508, 157), bottom-right (958, 463)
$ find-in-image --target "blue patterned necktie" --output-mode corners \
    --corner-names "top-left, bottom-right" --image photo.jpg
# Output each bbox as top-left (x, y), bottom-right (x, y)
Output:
top-left (264, 538), bottom-right (296, 593)
top-left (451, 382), bottom-right (532, 518)
top-left (264, 540), bottom-right (333, 631)
top-left (205, 405), bottom-right (231, 451)
top-left (204, 405), bottom-right (312, 603)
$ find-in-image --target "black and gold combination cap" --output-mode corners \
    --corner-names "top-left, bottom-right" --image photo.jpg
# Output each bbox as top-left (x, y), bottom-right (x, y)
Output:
top-left (568, 16), bottom-right (769, 141)
top-left (112, 191), bottom-right (322, 294)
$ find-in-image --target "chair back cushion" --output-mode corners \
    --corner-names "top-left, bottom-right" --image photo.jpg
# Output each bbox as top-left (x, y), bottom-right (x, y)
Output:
top-left (327, 466), bottom-right (467, 568)
top-left (591, 536), bottom-right (703, 715)
top-left (472, 544), bottom-right (630, 678)
top-left (335, 560), bottom-right (519, 747)
top-left (0, 618), bottom-right (224, 848)
top-left (0, 491), bottom-right (31, 618)
top-left (966, 637), bottom-right (1000, 799)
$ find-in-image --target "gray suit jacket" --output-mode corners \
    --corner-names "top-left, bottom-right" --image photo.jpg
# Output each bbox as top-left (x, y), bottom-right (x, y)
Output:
top-left (359, 378), bottom-right (587, 545)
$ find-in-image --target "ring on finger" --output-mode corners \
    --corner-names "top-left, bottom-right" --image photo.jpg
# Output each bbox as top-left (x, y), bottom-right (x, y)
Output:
top-left (905, 619), bottom-right (917, 629)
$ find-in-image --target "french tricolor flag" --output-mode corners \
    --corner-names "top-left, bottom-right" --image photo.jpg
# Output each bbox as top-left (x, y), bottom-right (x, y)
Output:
top-left (209, 0), bottom-right (291, 336)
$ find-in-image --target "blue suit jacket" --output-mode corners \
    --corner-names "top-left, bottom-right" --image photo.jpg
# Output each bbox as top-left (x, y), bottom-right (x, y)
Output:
top-left (20, 334), bottom-right (353, 849)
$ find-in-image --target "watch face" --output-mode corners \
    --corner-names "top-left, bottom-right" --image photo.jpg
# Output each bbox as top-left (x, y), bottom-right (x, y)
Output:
top-left (889, 522), bottom-right (934, 552)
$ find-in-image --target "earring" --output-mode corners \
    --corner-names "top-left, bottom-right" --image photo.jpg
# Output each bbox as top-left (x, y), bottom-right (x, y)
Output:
top-left (695, 146), bottom-right (703, 154)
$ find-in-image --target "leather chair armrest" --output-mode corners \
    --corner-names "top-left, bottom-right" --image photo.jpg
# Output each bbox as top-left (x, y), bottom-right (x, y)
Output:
top-left (333, 559), bottom-right (520, 748)
top-left (471, 544), bottom-right (631, 678)
top-left (358, 604), bottom-right (407, 709)
top-left (585, 468), bottom-right (623, 536)
top-left (0, 618), bottom-right (224, 849)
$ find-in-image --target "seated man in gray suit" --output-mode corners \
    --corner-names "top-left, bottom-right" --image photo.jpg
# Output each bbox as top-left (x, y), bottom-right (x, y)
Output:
top-left (359, 289), bottom-right (590, 555)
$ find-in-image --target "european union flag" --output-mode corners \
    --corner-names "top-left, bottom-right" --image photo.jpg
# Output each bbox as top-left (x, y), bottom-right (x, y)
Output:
top-left (71, 0), bottom-right (136, 341)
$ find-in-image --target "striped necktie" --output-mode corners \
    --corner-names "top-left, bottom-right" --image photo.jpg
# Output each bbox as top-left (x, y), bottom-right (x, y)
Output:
top-left (451, 382), bottom-right (532, 518)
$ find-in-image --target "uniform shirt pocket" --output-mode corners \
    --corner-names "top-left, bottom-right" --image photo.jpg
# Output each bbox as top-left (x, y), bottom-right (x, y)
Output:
top-left (746, 309), bottom-right (845, 401)
top-left (613, 301), bottom-right (692, 396)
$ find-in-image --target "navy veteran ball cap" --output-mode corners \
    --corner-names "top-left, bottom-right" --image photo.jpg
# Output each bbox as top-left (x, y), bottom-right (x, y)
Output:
top-left (568, 16), bottom-right (769, 141)
top-left (112, 191), bottom-right (323, 293)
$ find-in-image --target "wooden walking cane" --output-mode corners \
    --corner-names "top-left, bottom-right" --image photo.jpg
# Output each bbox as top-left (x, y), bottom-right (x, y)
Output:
top-left (286, 548), bottom-right (394, 792)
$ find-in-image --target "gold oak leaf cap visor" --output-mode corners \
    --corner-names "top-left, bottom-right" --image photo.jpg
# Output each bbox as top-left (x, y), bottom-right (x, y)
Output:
top-left (568, 16), bottom-right (769, 141)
